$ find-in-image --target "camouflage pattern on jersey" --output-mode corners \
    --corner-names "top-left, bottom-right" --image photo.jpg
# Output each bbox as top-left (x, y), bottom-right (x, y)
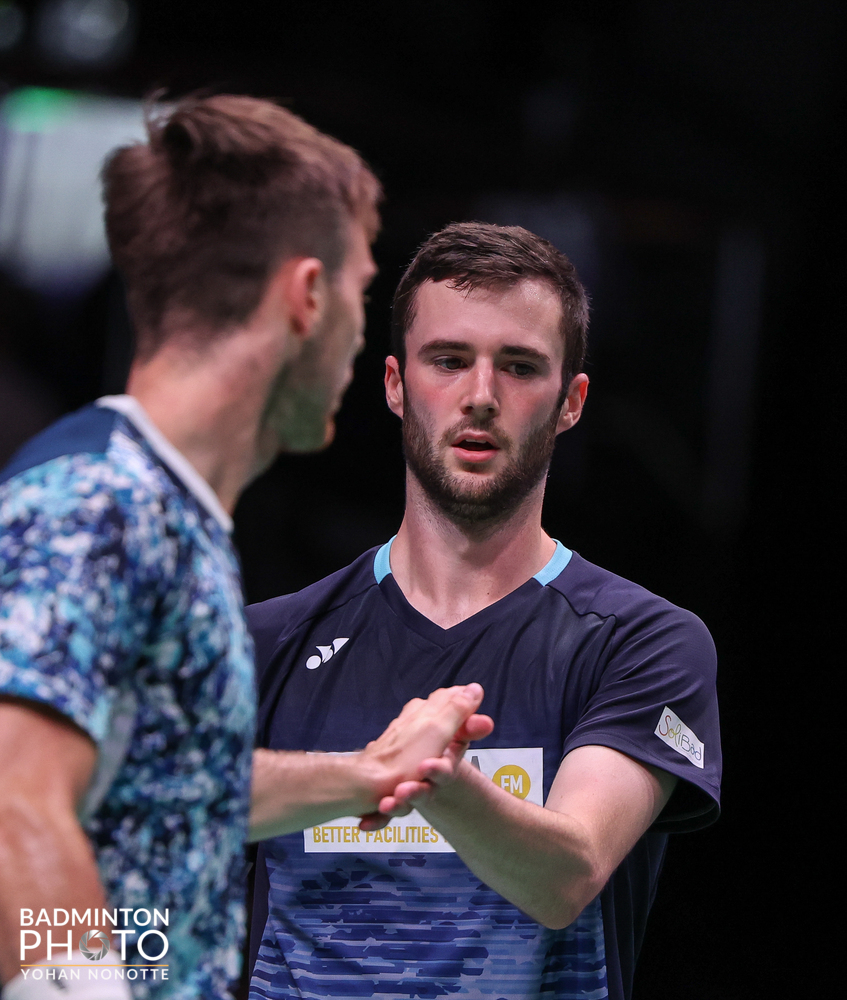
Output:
top-left (0, 409), bottom-right (256, 999)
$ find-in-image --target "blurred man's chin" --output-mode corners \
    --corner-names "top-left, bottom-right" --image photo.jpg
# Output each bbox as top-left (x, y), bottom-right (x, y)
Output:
top-left (276, 416), bottom-right (335, 454)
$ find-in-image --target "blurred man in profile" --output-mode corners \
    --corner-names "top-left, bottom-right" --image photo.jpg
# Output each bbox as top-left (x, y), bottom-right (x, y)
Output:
top-left (0, 96), bottom-right (491, 1000)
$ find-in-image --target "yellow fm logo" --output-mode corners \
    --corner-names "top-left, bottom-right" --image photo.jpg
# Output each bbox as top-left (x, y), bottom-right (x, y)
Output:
top-left (492, 764), bottom-right (531, 799)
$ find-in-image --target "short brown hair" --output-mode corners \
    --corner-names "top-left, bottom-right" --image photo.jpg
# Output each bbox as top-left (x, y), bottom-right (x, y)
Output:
top-left (103, 94), bottom-right (382, 359)
top-left (391, 222), bottom-right (589, 389)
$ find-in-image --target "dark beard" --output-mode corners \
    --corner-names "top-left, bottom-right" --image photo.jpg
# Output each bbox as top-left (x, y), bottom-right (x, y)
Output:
top-left (402, 401), bottom-right (560, 526)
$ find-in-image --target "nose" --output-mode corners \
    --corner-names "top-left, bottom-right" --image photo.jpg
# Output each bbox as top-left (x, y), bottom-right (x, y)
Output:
top-left (461, 362), bottom-right (499, 418)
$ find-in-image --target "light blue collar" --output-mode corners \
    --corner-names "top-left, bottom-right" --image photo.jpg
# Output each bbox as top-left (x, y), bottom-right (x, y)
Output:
top-left (373, 536), bottom-right (572, 585)
top-left (534, 539), bottom-right (573, 584)
top-left (373, 536), bottom-right (396, 583)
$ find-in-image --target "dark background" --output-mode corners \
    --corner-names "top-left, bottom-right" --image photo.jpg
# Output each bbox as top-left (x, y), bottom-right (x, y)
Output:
top-left (1, 1), bottom-right (842, 995)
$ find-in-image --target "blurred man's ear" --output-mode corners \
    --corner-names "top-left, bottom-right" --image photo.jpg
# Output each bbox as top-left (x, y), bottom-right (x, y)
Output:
top-left (262, 256), bottom-right (327, 342)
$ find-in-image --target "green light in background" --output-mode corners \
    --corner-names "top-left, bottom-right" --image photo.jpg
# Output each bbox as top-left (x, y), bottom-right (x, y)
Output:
top-left (2, 87), bottom-right (84, 133)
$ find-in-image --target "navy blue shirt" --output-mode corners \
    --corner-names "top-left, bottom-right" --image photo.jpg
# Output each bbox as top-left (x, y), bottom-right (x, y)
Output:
top-left (248, 540), bottom-right (721, 1000)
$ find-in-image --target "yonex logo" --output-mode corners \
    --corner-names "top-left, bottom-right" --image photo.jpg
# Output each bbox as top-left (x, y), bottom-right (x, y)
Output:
top-left (306, 637), bottom-right (350, 670)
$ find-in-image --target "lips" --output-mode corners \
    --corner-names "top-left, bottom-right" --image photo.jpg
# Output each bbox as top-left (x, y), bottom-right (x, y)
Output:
top-left (456, 439), bottom-right (496, 451)
top-left (451, 432), bottom-right (501, 462)
top-left (451, 431), bottom-right (499, 449)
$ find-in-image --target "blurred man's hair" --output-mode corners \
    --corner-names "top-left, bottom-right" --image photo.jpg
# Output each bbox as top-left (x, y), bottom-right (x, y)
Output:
top-left (103, 94), bottom-right (382, 360)
top-left (391, 222), bottom-right (589, 390)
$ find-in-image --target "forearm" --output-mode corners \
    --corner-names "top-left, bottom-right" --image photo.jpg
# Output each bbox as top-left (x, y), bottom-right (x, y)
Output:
top-left (0, 701), bottom-right (107, 984)
top-left (248, 748), bottom-right (381, 841)
top-left (248, 684), bottom-right (493, 841)
top-left (0, 797), bottom-right (109, 984)
top-left (413, 761), bottom-right (603, 929)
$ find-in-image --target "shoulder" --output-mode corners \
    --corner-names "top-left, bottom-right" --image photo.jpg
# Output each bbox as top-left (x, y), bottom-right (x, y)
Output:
top-left (0, 403), bottom-right (119, 486)
top-left (548, 550), bottom-right (714, 650)
top-left (2, 404), bottom-right (170, 511)
top-left (0, 407), bottom-right (198, 587)
top-left (246, 547), bottom-right (381, 671)
top-left (552, 554), bottom-right (721, 829)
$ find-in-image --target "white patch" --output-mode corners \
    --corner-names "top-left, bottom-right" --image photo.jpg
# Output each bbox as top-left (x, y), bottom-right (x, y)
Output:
top-left (305, 638), bottom-right (350, 670)
top-left (304, 747), bottom-right (544, 853)
top-left (654, 706), bottom-right (704, 768)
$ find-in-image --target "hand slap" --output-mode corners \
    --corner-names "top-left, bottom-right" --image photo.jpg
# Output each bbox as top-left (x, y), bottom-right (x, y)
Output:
top-left (375, 753), bottom-right (458, 816)
top-left (357, 683), bottom-right (493, 830)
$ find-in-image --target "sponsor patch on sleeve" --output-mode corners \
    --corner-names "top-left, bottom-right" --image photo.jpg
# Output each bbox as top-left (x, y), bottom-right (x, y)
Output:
top-left (654, 707), bottom-right (704, 768)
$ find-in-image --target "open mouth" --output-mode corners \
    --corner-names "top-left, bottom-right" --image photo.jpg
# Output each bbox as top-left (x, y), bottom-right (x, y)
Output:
top-left (452, 435), bottom-right (501, 461)
top-left (456, 439), bottom-right (496, 451)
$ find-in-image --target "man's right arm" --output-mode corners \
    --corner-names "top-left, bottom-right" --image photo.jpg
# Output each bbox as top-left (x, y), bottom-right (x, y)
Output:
top-left (0, 699), bottom-right (109, 985)
top-left (0, 684), bottom-right (493, 977)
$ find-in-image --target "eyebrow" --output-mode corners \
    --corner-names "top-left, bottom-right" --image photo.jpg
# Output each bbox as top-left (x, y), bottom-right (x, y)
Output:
top-left (417, 340), bottom-right (472, 357)
top-left (500, 345), bottom-right (552, 364)
top-left (417, 340), bottom-right (552, 364)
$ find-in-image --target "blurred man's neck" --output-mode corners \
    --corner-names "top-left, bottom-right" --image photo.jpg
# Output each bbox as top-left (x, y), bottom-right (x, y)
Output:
top-left (126, 324), bottom-right (296, 514)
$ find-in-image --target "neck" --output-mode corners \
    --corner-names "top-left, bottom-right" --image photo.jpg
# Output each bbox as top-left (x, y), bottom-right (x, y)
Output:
top-left (389, 473), bottom-right (556, 628)
top-left (125, 327), bottom-right (293, 514)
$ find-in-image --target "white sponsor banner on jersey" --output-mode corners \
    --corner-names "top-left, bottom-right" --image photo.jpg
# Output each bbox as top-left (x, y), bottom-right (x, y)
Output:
top-left (654, 706), bottom-right (705, 768)
top-left (304, 747), bottom-right (544, 854)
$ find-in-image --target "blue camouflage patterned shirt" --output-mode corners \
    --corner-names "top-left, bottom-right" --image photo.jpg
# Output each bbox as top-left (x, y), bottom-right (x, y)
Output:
top-left (0, 396), bottom-right (256, 999)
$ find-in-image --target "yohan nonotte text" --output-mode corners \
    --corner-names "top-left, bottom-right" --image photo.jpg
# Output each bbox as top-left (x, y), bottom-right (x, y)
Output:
top-left (18, 968), bottom-right (169, 984)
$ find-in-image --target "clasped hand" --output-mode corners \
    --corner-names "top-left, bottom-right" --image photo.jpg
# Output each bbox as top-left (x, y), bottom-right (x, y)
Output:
top-left (358, 683), bottom-right (493, 831)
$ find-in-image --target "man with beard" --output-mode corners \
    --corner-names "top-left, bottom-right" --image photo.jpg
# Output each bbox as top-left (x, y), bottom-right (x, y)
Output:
top-left (0, 102), bottom-right (492, 1000)
top-left (246, 222), bottom-right (721, 1000)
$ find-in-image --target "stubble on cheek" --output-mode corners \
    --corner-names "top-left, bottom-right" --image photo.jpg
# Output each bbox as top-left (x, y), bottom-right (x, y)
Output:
top-left (401, 399), bottom-right (560, 525)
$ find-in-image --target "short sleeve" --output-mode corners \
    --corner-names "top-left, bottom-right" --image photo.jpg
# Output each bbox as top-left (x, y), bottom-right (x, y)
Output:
top-left (0, 458), bottom-right (153, 744)
top-left (562, 602), bottom-right (721, 832)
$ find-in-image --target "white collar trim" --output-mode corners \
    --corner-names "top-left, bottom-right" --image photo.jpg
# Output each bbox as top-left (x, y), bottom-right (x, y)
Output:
top-left (96, 395), bottom-right (233, 534)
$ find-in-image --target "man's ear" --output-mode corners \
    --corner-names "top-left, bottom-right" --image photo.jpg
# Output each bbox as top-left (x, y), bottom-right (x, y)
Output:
top-left (385, 355), bottom-right (405, 419)
top-left (264, 256), bottom-right (326, 341)
top-left (556, 373), bottom-right (589, 434)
